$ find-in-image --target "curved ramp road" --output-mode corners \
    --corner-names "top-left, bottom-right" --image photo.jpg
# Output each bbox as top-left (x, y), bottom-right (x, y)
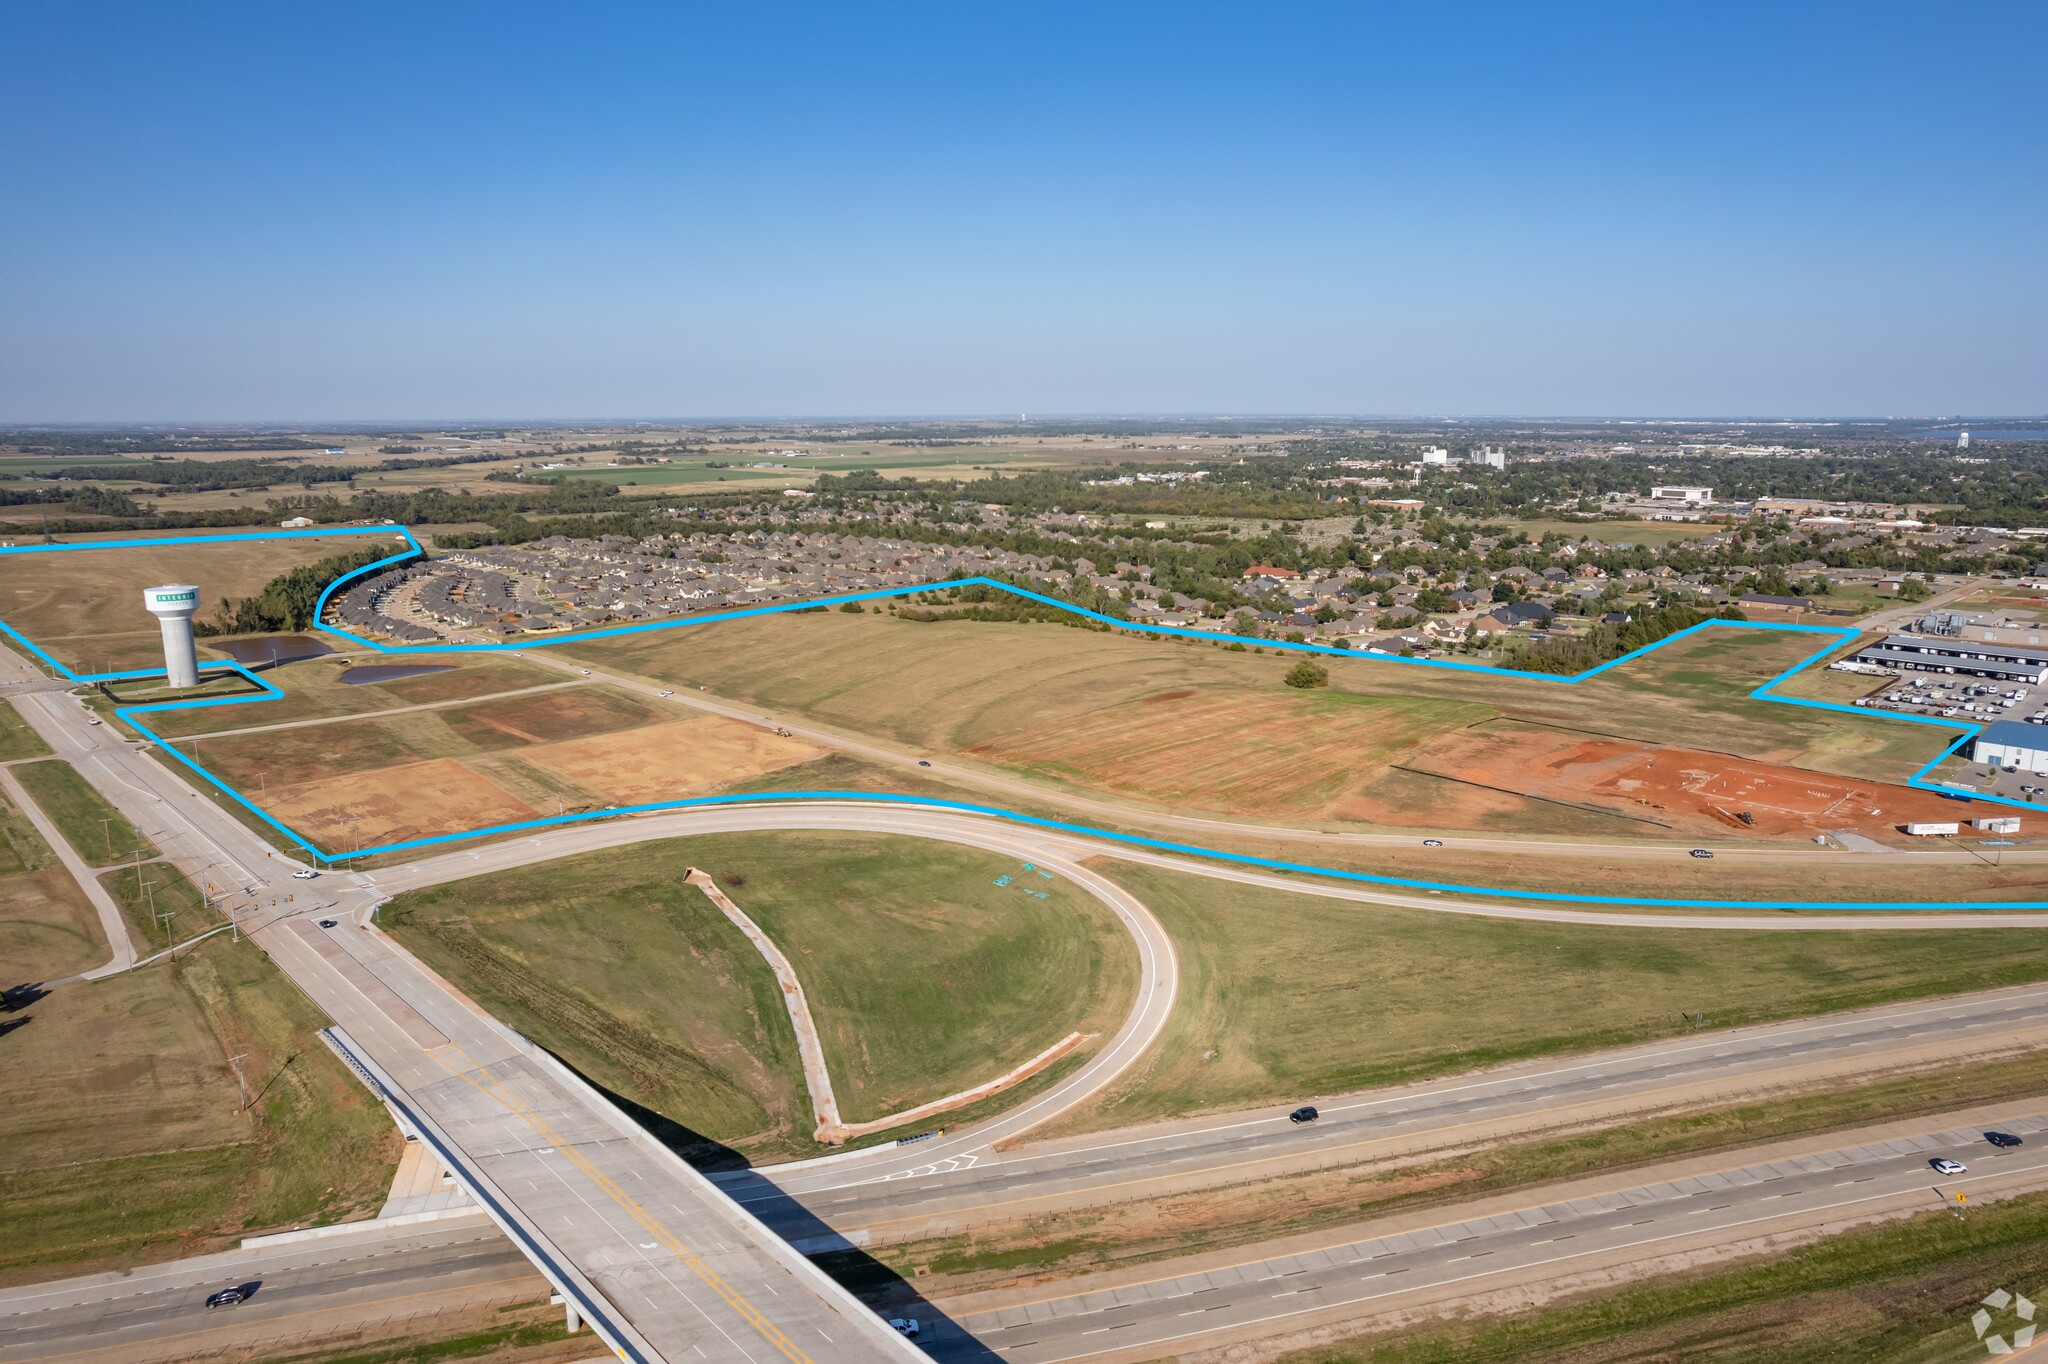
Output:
top-left (0, 681), bottom-right (924, 1364)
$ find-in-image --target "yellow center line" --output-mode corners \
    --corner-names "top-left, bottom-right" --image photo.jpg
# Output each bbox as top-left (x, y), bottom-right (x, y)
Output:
top-left (426, 1037), bottom-right (815, 1364)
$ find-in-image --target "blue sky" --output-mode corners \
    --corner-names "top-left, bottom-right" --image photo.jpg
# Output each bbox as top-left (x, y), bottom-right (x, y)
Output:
top-left (1, 2), bottom-right (2041, 421)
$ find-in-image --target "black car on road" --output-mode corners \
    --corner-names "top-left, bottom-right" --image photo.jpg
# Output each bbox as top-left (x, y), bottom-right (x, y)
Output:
top-left (205, 1287), bottom-right (248, 1309)
top-left (1986, 1131), bottom-right (2024, 1148)
top-left (1289, 1105), bottom-right (1319, 1124)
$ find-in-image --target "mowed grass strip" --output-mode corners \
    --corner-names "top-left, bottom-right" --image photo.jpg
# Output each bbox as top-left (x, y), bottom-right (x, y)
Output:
top-left (1063, 859), bottom-right (2048, 1130)
top-left (100, 860), bottom-right (210, 951)
top-left (13, 757), bottom-right (160, 862)
top-left (383, 831), bottom-right (1136, 1159)
top-left (0, 933), bottom-right (396, 1284)
top-left (0, 703), bottom-right (50, 761)
top-left (1275, 1185), bottom-right (2048, 1364)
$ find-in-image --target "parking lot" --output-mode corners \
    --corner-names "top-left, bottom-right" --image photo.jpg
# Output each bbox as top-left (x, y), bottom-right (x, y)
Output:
top-left (1855, 673), bottom-right (2048, 814)
top-left (1855, 674), bottom-right (2048, 728)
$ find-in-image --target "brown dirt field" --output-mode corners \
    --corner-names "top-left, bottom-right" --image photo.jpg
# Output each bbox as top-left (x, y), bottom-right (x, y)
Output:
top-left (187, 717), bottom-right (426, 784)
top-left (261, 757), bottom-right (538, 849)
top-left (519, 716), bottom-right (826, 804)
top-left (1407, 719), bottom-right (1980, 842)
top-left (437, 686), bottom-right (658, 749)
top-left (965, 689), bottom-right (1489, 820)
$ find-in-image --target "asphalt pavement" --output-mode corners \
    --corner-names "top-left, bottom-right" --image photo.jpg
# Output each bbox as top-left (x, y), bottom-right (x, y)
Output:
top-left (923, 1106), bottom-right (2048, 1363)
top-left (0, 667), bottom-right (923, 1364)
top-left (0, 1217), bottom-right (537, 1364)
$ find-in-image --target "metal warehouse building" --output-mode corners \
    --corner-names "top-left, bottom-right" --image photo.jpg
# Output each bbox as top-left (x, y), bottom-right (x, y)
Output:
top-left (1974, 719), bottom-right (2048, 774)
top-left (1850, 634), bottom-right (2048, 684)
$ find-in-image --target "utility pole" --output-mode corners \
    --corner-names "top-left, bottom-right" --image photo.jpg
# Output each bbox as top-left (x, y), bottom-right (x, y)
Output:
top-left (229, 1053), bottom-right (250, 1111)
top-left (101, 817), bottom-right (113, 861)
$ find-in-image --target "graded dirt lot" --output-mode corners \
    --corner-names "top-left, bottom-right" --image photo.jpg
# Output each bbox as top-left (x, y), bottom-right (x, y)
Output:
top-left (563, 611), bottom-right (1955, 841)
top-left (225, 686), bottom-right (823, 849)
top-left (261, 756), bottom-right (541, 849)
top-left (0, 531), bottom-right (402, 673)
top-left (520, 715), bottom-right (824, 804)
top-left (1402, 717), bottom-right (1975, 843)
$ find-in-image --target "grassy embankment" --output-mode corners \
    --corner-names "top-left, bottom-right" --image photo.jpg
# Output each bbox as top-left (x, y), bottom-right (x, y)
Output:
top-left (234, 1297), bottom-right (585, 1364)
top-left (100, 860), bottom-right (209, 950)
top-left (0, 785), bottom-right (100, 984)
top-left (1276, 1186), bottom-right (2048, 1364)
top-left (12, 757), bottom-right (159, 862)
top-left (382, 831), bottom-right (1137, 1162)
top-left (0, 703), bottom-right (51, 761)
top-left (0, 927), bottom-right (397, 1284)
top-left (1065, 860), bottom-right (2048, 1129)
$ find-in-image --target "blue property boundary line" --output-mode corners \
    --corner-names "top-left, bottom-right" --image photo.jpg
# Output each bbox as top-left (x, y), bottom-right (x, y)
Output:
top-left (8, 525), bottom-right (2035, 909)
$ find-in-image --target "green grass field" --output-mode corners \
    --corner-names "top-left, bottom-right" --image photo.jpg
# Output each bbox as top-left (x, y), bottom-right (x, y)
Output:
top-left (1059, 859), bottom-right (2048, 1130)
top-left (383, 831), bottom-right (1137, 1159)
top-left (0, 932), bottom-right (397, 1284)
top-left (100, 861), bottom-right (209, 951)
top-left (1476, 517), bottom-right (1729, 549)
top-left (12, 758), bottom-right (160, 863)
top-left (1280, 1186), bottom-right (2048, 1364)
top-left (0, 704), bottom-right (50, 760)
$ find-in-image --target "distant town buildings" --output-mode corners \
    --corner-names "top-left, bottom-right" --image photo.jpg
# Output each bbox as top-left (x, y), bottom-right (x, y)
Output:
top-left (1649, 486), bottom-right (1713, 504)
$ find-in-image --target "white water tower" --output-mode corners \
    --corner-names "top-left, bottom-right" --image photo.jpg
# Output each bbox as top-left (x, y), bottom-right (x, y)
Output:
top-left (143, 584), bottom-right (201, 687)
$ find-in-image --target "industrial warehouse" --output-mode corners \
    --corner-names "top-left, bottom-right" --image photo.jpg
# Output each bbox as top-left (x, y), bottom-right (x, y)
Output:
top-left (1847, 633), bottom-right (2048, 685)
top-left (1973, 720), bottom-right (2048, 775)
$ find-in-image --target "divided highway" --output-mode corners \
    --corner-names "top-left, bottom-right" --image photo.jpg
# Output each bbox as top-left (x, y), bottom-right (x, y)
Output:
top-left (922, 1106), bottom-right (2048, 1363)
top-left (724, 981), bottom-right (2048, 1241)
top-left (11, 631), bottom-right (2048, 1363)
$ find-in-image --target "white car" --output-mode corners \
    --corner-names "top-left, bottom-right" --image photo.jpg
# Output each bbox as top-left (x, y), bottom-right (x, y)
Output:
top-left (887, 1318), bottom-right (920, 1339)
top-left (1930, 1157), bottom-right (1968, 1176)
top-left (579, 669), bottom-right (592, 676)
top-left (657, 690), bottom-right (673, 697)
top-left (85, 717), bottom-right (102, 726)
top-left (292, 869), bottom-right (319, 880)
